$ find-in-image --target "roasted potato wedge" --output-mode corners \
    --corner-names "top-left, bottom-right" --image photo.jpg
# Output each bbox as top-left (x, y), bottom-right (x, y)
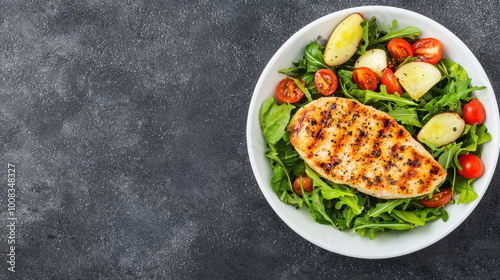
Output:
top-left (323, 13), bottom-right (364, 66)
top-left (417, 112), bottom-right (465, 147)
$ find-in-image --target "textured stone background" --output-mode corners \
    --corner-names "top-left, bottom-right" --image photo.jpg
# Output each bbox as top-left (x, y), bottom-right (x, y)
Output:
top-left (0, 0), bottom-right (499, 279)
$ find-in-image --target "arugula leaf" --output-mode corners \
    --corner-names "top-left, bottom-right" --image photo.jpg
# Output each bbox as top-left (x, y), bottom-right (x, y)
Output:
top-left (440, 208), bottom-right (449, 222)
top-left (300, 72), bottom-right (317, 94)
top-left (288, 76), bottom-right (313, 103)
top-left (302, 188), bottom-right (338, 229)
top-left (437, 59), bottom-right (469, 81)
top-left (305, 169), bottom-right (363, 227)
top-left (358, 17), bottom-right (378, 54)
top-left (352, 216), bottom-right (414, 239)
top-left (336, 195), bottom-right (364, 215)
top-left (265, 149), bottom-right (292, 184)
top-left (305, 166), bottom-right (355, 200)
top-left (459, 124), bottom-right (480, 154)
top-left (438, 143), bottom-right (463, 169)
top-left (304, 41), bottom-right (330, 72)
top-left (278, 190), bottom-right (303, 207)
top-left (369, 20), bottom-right (421, 45)
top-left (454, 176), bottom-right (478, 204)
top-left (453, 123), bottom-right (491, 170)
top-left (268, 162), bottom-right (304, 207)
top-left (278, 57), bottom-right (307, 77)
top-left (392, 209), bottom-right (425, 226)
top-left (259, 98), bottom-right (295, 144)
top-left (344, 208), bottom-right (359, 228)
top-left (365, 86), bottom-right (417, 107)
top-left (433, 60), bottom-right (487, 111)
top-left (368, 199), bottom-right (408, 218)
top-left (270, 165), bottom-right (290, 194)
top-left (388, 106), bottom-right (423, 127)
top-left (476, 124), bottom-right (492, 145)
top-left (422, 139), bottom-right (451, 158)
top-left (321, 186), bottom-right (355, 200)
top-left (358, 17), bottom-right (420, 54)
top-left (339, 70), bottom-right (417, 108)
top-left (397, 56), bottom-right (419, 68)
top-left (436, 82), bottom-right (485, 109)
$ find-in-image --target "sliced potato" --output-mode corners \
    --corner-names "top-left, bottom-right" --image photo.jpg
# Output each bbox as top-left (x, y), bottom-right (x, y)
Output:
top-left (394, 61), bottom-right (441, 100)
top-left (354, 49), bottom-right (387, 77)
top-left (323, 13), bottom-right (364, 66)
top-left (417, 112), bottom-right (465, 147)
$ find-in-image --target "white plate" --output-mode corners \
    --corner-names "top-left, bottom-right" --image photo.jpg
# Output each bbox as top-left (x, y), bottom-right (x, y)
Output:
top-left (246, 6), bottom-right (500, 259)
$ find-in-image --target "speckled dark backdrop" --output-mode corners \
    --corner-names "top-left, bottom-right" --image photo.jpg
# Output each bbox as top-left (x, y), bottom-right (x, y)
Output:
top-left (0, 0), bottom-right (498, 279)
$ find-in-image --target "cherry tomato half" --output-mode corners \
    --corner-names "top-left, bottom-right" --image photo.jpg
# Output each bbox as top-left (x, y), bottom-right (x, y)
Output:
top-left (387, 38), bottom-right (413, 63)
top-left (352, 67), bottom-right (378, 91)
top-left (293, 172), bottom-right (313, 196)
top-left (457, 154), bottom-right (484, 179)
top-left (381, 68), bottom-right (403, 95)
top-left (276, 77), bottom-right (305, 103)
top-left (463, 99), bottom-right (485, 125)
top-left (412, 38), bottom-right (443, 64)
top-left (314, 69), bottom-right (338, 96)
top-left (420, 188), bottom-right (453, 208)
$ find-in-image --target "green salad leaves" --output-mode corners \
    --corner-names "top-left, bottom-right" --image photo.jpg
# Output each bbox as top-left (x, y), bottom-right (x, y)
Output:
top-left (259, 16), bottom-right (491, 239)
top-left (358, 17), bottom-right (421, 54)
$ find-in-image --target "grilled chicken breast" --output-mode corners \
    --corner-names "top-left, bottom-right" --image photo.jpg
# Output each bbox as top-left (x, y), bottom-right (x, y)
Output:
top-left (288, 97), bottom-right (446, 199)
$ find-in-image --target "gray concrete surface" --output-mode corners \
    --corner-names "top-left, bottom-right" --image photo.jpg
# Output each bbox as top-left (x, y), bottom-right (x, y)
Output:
top-left (0, 0), bottom-right (499, 279)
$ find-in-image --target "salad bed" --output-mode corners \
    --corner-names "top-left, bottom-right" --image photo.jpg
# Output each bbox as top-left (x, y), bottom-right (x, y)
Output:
top-left (259, 14), bottom-right (491, 239)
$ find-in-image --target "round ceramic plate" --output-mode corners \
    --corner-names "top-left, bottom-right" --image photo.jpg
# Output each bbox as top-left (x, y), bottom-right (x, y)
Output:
top-left (246, 6), bottom-right (500, 259)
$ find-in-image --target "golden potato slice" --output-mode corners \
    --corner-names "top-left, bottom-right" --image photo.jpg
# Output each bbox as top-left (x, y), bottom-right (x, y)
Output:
top-left (354, 49), bottom-right (387, 77)
top-left (417, 112), bottom-right (465, 147)
top-left (394, 61), bottom-right (441, 100)
top-left (323, 13), bottom-right (364, 66)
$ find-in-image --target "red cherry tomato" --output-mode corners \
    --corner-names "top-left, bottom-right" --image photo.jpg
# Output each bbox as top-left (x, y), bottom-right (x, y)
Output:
top-left (420, 188), bottom-right (453, 208)
top-left (387, 38), bottom-right (413, 63)
top-left (352, 67), bottom-right (378, 91)
top-left (457, 154), bottom-right (484, 179)
top-left (463, 99), bottom-right (485, 125)
top-left (314, 69), bottom-right (338, 96)
top-left (381, 68), bottom-right (403, 95)
top-left (293, 172), bottom-right (313, 196)
top-left (412, 38), bottom-right (443, 64)
top-left (276, 77), bottom-right (305, 103)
